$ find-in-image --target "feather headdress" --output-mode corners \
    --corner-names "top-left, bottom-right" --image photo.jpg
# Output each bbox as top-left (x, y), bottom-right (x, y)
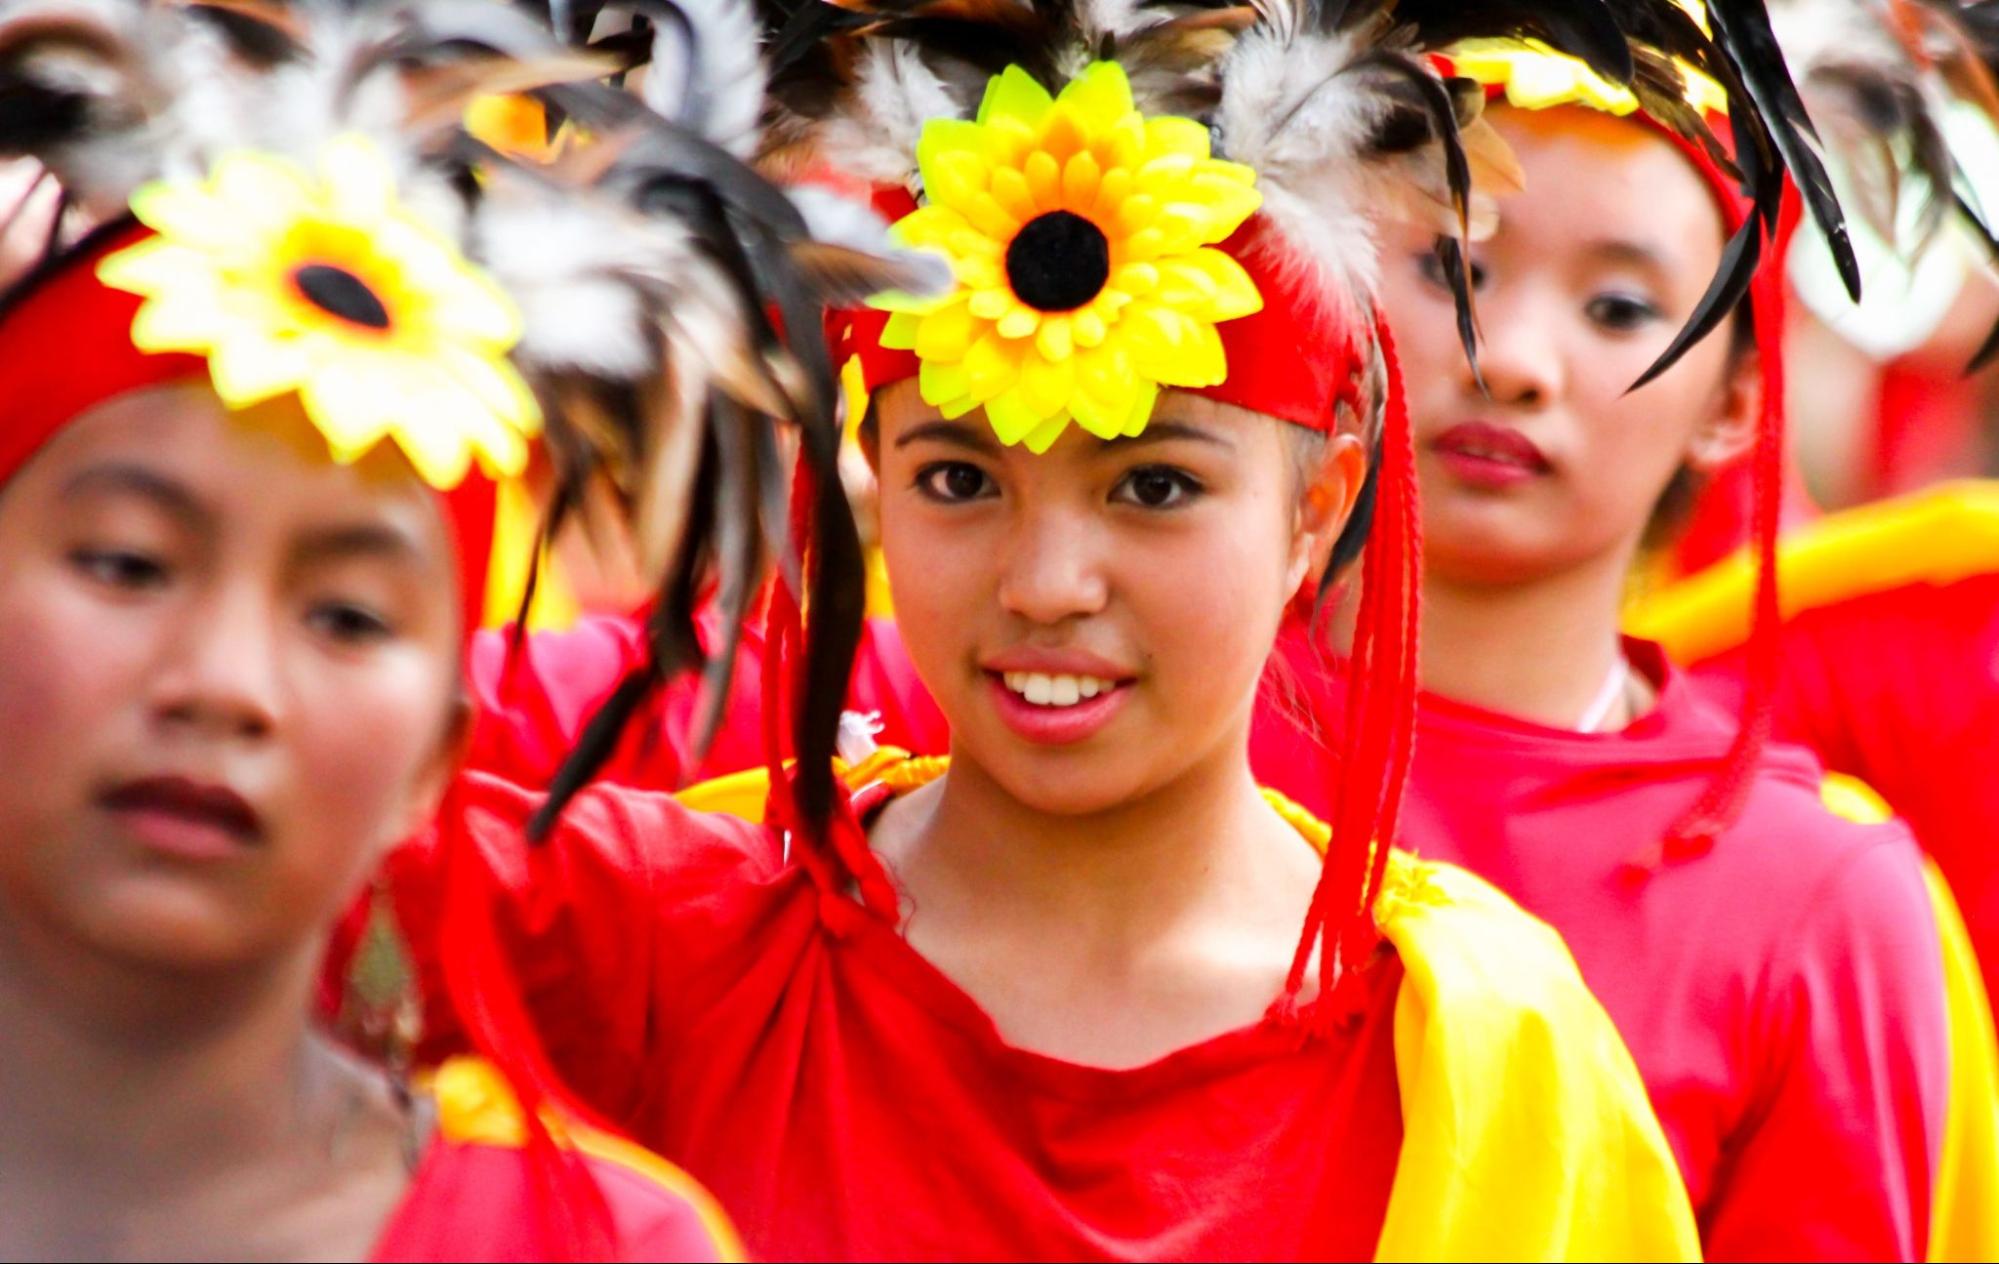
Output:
top-left (1769, 0), bottom-right (1999, 365)
top-left (0, 0), bottom-right (948, 832)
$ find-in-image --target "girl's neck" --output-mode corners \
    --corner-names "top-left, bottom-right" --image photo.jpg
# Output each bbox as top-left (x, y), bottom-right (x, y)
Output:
top-left (0, 918), bottom-right (406, 1258)
top-left (870, 725), bottom-right (1323, 1067)
top-left (913, 732), bottom-right (1296, 944)
top-left (1419, 542), bottom-right (1639, 730)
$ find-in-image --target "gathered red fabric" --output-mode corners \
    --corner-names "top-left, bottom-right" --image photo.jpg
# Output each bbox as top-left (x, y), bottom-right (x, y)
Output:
top-left (0, 227), bottom-right (497, 637)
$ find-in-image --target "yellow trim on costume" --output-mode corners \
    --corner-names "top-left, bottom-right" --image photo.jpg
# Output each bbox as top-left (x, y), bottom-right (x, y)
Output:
top-left (483, 475), bottom-right (582, 630)
top-left (1821, 771), bottom-right (1895, 825)
top-left (1624, 481), bottom-right (1999, 664)
top-left (1921, 862), bottom-right (1999, 1261)
top-left (1815, 774), bottom-right (1999, 1259)
top-left (676, 759), bottom-right (1700, 1260)
top-left (427, 1056), bottom-right (748, 1262)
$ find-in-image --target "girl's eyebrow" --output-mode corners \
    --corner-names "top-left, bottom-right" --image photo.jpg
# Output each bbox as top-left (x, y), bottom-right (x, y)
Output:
top-left (1105, 421), bottom-right (1234, 452)
top-left (1585, 239), bottom-right (1673, 273)
top-left (62, 462), bottom-right (204, 526)
top-left (895, 419), bottom-right (999, 452)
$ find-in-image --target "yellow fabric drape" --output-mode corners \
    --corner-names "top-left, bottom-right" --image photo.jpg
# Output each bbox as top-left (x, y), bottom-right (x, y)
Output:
top-left (1625, 480), bottom-right (1999, 664)
top-left (679, 758), bottom-right (1700, 1261)
top-left (425, 1057), bottom-right (748, 1261)
top-left (1818, 772), bottom-right (1999, 1261)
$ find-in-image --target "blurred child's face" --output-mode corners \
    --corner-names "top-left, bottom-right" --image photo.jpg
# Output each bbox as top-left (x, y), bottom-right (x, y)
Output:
top-left (872, 383), bottom-right (1361, 815)
top-left (0, 385), bottom-right (465, 977)
top-left (1378, 104), bottom-right (1758, 587)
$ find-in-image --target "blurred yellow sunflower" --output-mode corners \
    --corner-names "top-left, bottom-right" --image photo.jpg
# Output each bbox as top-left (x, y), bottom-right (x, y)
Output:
top-left (98, 133), bottom-right (541, 490)
top-left (871, 61), bottom-right (1263, 452)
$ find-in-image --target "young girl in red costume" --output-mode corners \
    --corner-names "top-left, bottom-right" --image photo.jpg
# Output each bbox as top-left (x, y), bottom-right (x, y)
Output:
top-left (0, 0), bottom-right (927, 1254)
top-left (361, 0), bottom-right (1748, 1259)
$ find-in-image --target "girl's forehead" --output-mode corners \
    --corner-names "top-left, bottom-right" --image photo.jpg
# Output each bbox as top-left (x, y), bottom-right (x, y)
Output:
top-left (1487, 105), bottom-right (1726, 255)
top-left (6, 385), bottom-right (450, 548)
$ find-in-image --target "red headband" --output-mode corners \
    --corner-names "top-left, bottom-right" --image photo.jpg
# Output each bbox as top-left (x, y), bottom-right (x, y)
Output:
top-left (830, 188), bottom-right (1368, 433)
top-left (0, 227), bottom-right (496, 637)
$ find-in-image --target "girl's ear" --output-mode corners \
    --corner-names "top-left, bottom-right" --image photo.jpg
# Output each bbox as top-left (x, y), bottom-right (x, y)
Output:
top-left (1686, 343), bottom-right (1761, 475)
top-left (1290, 431), bottom-right (1369, 595)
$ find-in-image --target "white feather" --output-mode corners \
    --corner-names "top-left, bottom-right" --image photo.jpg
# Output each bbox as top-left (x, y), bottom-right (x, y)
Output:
top-left (818, 42), bottom-right (966, 187)
top-left (475, 184), bottom-right (676, 378)
top-left (786, 183), bottom-right (953, 295)
top-left (1214, 26), bottom-right (1384, 324)
top-left (640, 0), bottom-right (767, 160)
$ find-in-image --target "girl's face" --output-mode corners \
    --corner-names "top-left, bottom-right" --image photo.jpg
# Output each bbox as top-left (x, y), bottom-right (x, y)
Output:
top-left (1378, 104), bottom-right (1759, 586)
top-left (0, 385), bottom-right (465, 976)
top-left (871, 382), bottom-right (1361, 815)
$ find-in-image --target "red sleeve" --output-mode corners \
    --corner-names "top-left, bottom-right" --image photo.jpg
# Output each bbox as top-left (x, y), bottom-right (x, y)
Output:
top-left (385, 772), bottom-right (780, 1126)
top-left (1690, 576), bottom-right (1999, 987)
top-left (1700, 834), bottom-right (1950, 1261)
top-left (465, 611), bottom-right (949, 791)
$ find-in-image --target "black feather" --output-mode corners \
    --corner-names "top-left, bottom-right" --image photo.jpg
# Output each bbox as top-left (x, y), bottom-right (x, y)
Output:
top-left (1704, 0), bottom-right (1860, 297)
top-left (1631, 211), bottom-right (1760, 389)
top-left (1431, 234), bottom-right (1482, 389)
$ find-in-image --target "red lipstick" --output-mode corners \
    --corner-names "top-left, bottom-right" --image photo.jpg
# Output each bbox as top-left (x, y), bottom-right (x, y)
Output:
top-left (100, 775), bottom-right (264, 860)
top-left (1431, 421), bottom-right (1551, 490)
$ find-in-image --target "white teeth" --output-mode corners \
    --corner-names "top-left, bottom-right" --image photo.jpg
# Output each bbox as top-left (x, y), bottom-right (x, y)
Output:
top-left (1000, 671), bottom-right (1119, 707)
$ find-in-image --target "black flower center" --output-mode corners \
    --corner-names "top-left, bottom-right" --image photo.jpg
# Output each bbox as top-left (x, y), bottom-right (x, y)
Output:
top-left (292, 263), bottom-right (392, 330)
top-left (1005, 211), bottom-right (1110, 312)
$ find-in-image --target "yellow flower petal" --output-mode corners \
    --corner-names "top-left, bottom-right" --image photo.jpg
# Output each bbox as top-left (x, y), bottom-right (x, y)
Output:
top-left (983, 387), bottom-right (1048, 447)
top-left (989, 166), bottom-right (1039, 226)
top-left (963, 332), bottom-right (1021, 397)
top-left (1019, 351), bottom-right (1074, 417)
top-left (978, 65), bottom-right (1054, 128)
top-left (920, 358), bottom-right (972, 408)
top-left (207, 329), bottom-right (314, 407)
top-left (1024, 150), bottom-right (1062, 212)
top-left (1020, 410), bottom-right (1071, 453)
top-left (1034, 315), bottom-right (1073, 362)
top-left (1061, 150), bottom-right (1101, 211)
top-left (1058, 61), bottom-right (1135, 134)
top-left (996, 305), bottom-right (1039, 340)
top-left (915, 301), bottom-right (978, 361)
top-left (1143, 116), bottom-right (1212, 160)
top-left (879, 311), bottom-right (923, 350)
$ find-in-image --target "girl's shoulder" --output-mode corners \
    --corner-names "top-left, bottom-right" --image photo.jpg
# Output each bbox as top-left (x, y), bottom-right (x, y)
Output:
top-left (374, 1057), bottom-right (743, 1263)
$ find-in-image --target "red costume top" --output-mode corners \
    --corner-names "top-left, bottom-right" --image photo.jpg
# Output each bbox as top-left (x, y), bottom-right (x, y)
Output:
top-left (375, 1058), bottom-right (741, 1262)
top-left (395, 772), bottom-right (1404, 1261)
top-left (1689, 571), bottom-right (1999, 996)
top-left (462, 618), bottom-right (1952, 1259)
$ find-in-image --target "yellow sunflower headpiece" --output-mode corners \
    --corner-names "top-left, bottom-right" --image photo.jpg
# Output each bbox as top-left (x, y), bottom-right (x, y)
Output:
top-left (869, 61), bottom-right (1264, 453)
top-left (97, 133), bottom-right (544, 491)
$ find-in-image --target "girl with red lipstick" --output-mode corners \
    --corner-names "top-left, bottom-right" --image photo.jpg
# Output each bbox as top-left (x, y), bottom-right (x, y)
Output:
top-left (353, 4), bottom-right (1903, 1261)
top-left (1322, 33), bottom-right (1995, 1259)
top-left (0, 0), bottom-right (931, 1254)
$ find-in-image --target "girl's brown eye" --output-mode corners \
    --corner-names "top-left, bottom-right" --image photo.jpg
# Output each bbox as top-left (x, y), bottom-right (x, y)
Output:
top-left (70, 547), bottom-right (169, 591)
top-left (1113, 466), bottom-right (1202, 509)
top-left (916, 461), bottom-right (996, 502)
